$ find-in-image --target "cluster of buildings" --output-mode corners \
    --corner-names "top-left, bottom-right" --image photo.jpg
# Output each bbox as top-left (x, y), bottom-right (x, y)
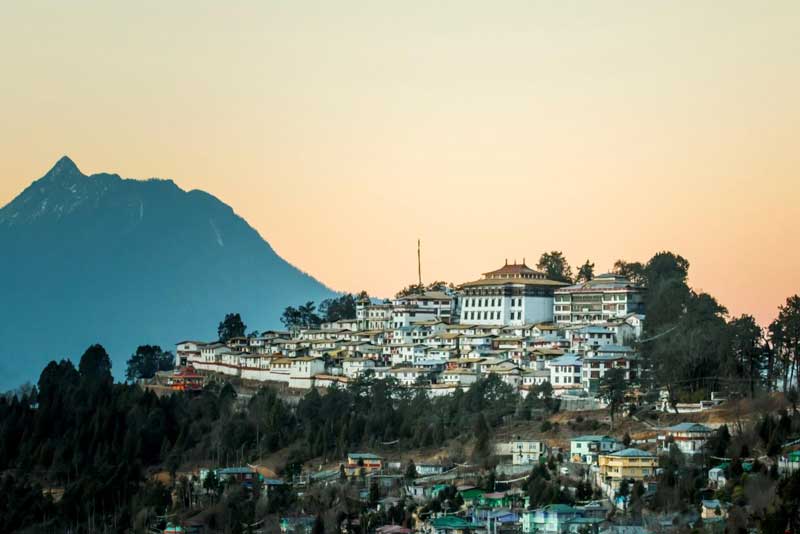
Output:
top-left (278, 424), bottom-right (724, 534)
top-left (173, 262), bottom-right (645, 399)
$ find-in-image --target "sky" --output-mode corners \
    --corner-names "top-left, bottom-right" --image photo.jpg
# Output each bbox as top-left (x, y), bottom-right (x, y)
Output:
top-left (1, 1), bottom-right (798, 326)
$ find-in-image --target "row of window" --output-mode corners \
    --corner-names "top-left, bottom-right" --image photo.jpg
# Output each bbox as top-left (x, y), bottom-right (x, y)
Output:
top-left (464, 297), bottom-right (524, 308)
top-left (464, 311), bottom-right (500, 321)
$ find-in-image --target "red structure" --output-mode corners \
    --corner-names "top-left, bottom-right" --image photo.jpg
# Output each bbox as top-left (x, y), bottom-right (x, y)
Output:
top-left (167, 366), bottom-right (204, 392)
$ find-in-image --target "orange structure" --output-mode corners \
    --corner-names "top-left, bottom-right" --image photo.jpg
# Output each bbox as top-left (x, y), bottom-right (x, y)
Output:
top-left (167, 366), bottom-right (204, 392)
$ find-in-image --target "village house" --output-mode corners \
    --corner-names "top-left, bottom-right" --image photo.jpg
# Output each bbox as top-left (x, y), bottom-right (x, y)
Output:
top-left (344, 453), bottom-right (383, 477)
top-left (521, 503), bottom-right (583, 534)
top-left (175, 340), bottom-right (204, 367)
top-left (547, 354), bottom-right (583, 393)
top-left (393, 291), bottom-right (455, 321)
top-left (553, 273), bottom-right (644, 326)
top-left (657, 422), bottom-right (714, 456)
top-left (597, 448), bottom-right (658, 493)
top-left (441, 368), bottom-right (478, 387)
top-left (342, 357), bottom-right (376, 378)
top-left (510, 439), bottom-right (547, 465)
top-left (356, 300), bottom-right (393, 331)
top-left (570, 435), bottom-right (623, 464)
top-left (388, 367), bottom-right (431, 386)
top-left (581, 350), bottom-right (640, 395)
top-left (701, 499), bottom-right (728, 522)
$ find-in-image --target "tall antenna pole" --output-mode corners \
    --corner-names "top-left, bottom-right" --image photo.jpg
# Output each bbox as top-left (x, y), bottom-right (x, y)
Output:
top-left (417, 239), bottom-right (422, 289)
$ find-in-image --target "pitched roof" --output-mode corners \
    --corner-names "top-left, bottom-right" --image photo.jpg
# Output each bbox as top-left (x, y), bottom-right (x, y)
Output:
top-left (482, 261), bottom-right (546, 278)
top-left (664, 422), bottom-right (713, 433)
top-left (572, 434), bottom-right (617, 443)
top-left (609, 448), bottom-right (656, 458)
top-left (550, 354), bottom-right (582, 366)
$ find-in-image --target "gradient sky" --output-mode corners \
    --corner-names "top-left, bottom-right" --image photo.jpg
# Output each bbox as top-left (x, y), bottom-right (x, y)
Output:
top-left (1, 1), bottom-right (798, 326)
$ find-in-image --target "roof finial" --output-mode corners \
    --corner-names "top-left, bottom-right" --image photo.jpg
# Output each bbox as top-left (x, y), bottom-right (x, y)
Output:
top-left (505, 258), bottom-right (508, 266)
top-left (523, 257), bottom-right (526, 265)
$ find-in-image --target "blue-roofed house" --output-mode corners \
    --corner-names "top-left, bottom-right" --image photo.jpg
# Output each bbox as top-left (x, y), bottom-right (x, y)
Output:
top-left (597, 448), bottom-right (658, 494)
top-left (547, 353), bottom-right (583, 394)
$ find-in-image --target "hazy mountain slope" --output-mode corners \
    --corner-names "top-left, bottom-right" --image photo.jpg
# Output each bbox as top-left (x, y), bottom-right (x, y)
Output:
top-left (0, 157), bottom-right (335, 389)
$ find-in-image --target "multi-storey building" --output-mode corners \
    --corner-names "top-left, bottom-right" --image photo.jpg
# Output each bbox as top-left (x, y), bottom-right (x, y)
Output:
top-left (570, 435), bottom-right (623, 464)
top-left (355, 300), bottom-right (392, 331)
top-left (553, 273), bottom-right (644, 326)
top-left (657, 422), bottom-right (714, 456)
top-left (597, 448), bottom-right (658, 492)
top-left (547, 353), bottom-right (582, 392)
top-left (581, 347), bottom-right (641, 394)
top-left (509, 439), bottom-right (547, 465)
top-left (393, 290), bottom-right (455, 321)
top-left (458, 261), bottom-right (567, 326)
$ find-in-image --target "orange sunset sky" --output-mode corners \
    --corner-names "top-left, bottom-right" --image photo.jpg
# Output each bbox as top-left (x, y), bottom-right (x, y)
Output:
top-left (1, 1), bottom-right (798, 326)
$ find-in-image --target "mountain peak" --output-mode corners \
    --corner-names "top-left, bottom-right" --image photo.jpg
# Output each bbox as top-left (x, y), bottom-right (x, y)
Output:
top-left (44, 155), bottom-right (83, 181)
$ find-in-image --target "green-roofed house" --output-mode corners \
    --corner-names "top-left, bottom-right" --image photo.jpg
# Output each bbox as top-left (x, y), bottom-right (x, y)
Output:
top-left (457, 488), bottom-right (485, 506)
top-left (479, 491), bottom-right (512, 508)
top-left (429, 515), bottom-right (475, 533)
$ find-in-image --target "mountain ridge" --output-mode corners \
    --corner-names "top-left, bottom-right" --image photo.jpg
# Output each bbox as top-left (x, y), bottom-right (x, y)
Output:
top-left (0, 157), bottom-right (335, 389)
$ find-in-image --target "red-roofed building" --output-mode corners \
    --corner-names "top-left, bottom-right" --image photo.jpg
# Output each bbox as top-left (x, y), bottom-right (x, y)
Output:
top-left (167, 366), bottom-right (204, 392)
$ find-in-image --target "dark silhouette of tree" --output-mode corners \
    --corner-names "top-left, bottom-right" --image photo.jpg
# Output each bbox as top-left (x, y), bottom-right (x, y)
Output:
top-left (575, 260), bottom-right (595, 283)
top-left (78, 344), bottom-right (112, 383)
top-left (126, 344), bottom-right (174, 381)
top-left (537, 251), bottom-right (573, 283)
top-left (405, 460), bottom-right (417, 481)
top-left (599, 367), bottom-right (627, 430)
top-left (612, 259), bottom-right (646, 286)
top-left (218, 313), bottom-right (246, 342)
top-left (312, 514), bottom-right (325, 534)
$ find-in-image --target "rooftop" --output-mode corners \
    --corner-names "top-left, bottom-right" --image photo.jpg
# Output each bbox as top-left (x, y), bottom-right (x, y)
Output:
top-left (664, 422), bottom-right (714, 433)
top-left (572, 434), bottom-right (617, 443)
top-left (609, 448), bottom-right (656, 458)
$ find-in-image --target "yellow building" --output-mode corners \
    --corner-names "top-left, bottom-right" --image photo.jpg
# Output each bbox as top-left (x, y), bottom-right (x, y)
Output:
top-left (597, 448), bottom-right (658, 490)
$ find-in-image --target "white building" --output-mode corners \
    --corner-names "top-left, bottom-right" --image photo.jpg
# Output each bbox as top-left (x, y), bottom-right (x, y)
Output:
top-left (393, 291), bottom-right (455, 321)
top-left (657, 422), bottom-right (714, 456)
top-left (570, 435), bottom-right (623, 464)
top-left (342, 357), bottom-right (377, 378)
top-left (441, 368), bottom-right (478, 387)
top-left (391, 305), bottom-right (439, 329)
top-left (356, 301), bottom-right (393, 331)
top-left (458, 261), bottom-right (567, 326)
top-left (388, 367), bottom-right (430, 386)
top-left (554, 273), bottom-right (645, 326)
top-left (547, 353), bottom-right (582, 392)
top-left (509, 440), bottom-right (547, 465)
top-left (175, 340), bottom-right (204, 367)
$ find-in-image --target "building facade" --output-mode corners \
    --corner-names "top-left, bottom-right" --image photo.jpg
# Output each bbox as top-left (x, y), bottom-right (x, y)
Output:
top-left (554, 273), bottom-right (644, 326)
top-left (458, 261), bottom-right (567, 326)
